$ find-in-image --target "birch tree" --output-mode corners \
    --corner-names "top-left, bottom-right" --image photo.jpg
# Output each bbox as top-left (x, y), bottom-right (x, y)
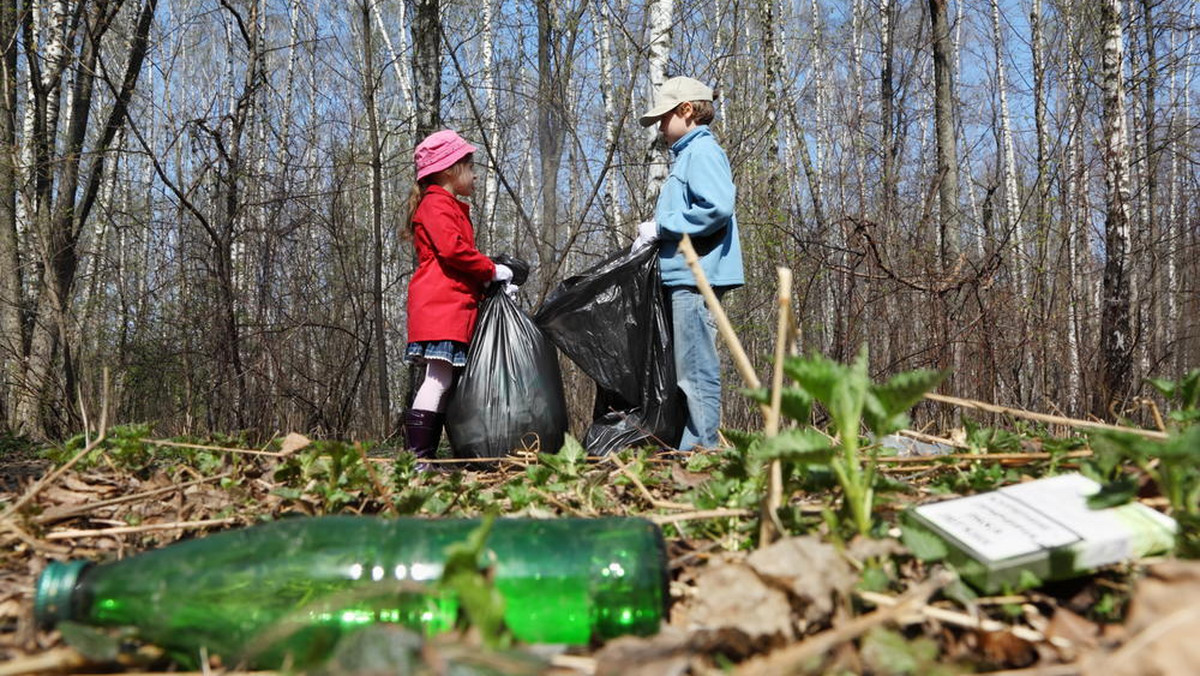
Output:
top-left (930, 0), bottom-right (958, 264)
top-left (412, 0), bottom-right (441, 139)
top-left (643, 0), bottom-right (672, 208)
top-left (1097, 0), bottom-right (1135, 417)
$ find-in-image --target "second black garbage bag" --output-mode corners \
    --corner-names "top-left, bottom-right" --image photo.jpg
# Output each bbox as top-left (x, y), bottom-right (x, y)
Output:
top-left (446, 287), bottom-right (568, 458)
top-left (535, 245), bottom-right (685, 455)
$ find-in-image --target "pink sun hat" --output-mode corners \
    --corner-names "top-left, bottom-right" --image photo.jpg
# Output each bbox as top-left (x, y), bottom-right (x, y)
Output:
top-left (414, 129), bottom-right (477, 180)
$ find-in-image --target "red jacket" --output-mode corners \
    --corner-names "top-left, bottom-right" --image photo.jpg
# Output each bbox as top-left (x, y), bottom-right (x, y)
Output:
top-left (406, 185), bottom-right (496, 343)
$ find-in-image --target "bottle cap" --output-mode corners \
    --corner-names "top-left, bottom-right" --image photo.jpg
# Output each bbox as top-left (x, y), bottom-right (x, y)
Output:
top-left (34, 559), bottom-right (91, 628)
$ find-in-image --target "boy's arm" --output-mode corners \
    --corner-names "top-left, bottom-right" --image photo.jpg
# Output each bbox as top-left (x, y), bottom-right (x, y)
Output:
top-left (659, 149), bottom-right (735, 239)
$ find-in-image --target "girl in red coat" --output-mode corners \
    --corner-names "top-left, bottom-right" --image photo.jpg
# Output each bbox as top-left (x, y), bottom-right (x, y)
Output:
top-left (403, 129), bottom-right (513, 462)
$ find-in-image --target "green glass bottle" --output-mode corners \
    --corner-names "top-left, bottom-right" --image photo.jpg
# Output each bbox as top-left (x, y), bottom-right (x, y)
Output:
top-left (35, 516), bottom-right (667, 668)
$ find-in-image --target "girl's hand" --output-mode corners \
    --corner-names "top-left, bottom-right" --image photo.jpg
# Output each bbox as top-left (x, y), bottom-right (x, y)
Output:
top-left (492, 264), bottom-right (514, 283)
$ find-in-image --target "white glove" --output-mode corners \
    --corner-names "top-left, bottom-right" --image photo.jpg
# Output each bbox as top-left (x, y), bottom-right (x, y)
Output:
top-left (492, 263), bottom-right (514, 284)
top-left (631, 220), bottom-right (659, 252)
top-left (503, 283), bottom-right (519, 300)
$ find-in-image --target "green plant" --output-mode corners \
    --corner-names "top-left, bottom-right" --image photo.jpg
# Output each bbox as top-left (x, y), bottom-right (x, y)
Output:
top-left (1085, 370), bottom-right (1200, 557)
top-left (1147, 368), bottom-right (1200, 425)
top-left (742, 346), bottom-right (947, 537)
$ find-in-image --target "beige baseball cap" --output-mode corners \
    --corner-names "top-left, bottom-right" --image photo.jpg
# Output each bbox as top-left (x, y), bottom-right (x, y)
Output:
top-left (639, 76), bottom-right (715, 127)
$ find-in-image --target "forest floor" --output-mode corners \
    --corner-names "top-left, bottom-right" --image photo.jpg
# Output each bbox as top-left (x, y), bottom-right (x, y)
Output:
top-left (0, 419), bottom-right (1196, 676)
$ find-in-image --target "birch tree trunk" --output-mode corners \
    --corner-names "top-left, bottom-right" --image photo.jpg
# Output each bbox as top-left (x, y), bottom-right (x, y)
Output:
top-left (597, 0), bottom-right (620, 230)
top-left (412, 0), bottom-right (441, 140)
top-left (1139, 0), bottom-right (1159, 378)
top-left (481, 0), bottom-right (502, 234)
top-left (360, 0), bottom-right (389, 435)
top-left (643, 0), bottom-right (672, 208)
top-left (930, 0), bottom-right (958, 264)
top-left (1097, 0), bottom-right (1135, 417)
top-left (880, 0), bottom-right (898, 228)
top-left (536, 0), bottom-right (565, 238)
top-left (0, 0), bottom-right (20, 428)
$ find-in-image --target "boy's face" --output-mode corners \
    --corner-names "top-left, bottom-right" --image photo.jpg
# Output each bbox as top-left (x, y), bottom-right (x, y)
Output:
top-left (657, 102), bottom-right (696, 145)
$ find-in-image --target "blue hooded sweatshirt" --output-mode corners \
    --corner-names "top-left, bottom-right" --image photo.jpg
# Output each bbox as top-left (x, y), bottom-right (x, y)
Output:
top-left (654, 126), bottom-right (744, 289)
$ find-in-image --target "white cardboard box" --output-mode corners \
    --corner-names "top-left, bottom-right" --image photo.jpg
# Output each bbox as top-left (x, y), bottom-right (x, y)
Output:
top-left (906, 473), bottom-right (1177, 592)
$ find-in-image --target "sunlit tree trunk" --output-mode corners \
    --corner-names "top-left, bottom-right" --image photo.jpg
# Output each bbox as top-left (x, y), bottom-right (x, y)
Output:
top-left (879, 0), bottom-right (897, 229)
top-left (1097, 0), bottom-right (1134, 417)
top-left (643, 0), bottom-right (672, 208)
top-left (930, 0), bottom-right (958, 265)
top-left (412, 0), bottom-right (441, 140)
top-left (0, 0), bottom-right (20, 429)
top-left (360, 1), bottom-right (389, 435)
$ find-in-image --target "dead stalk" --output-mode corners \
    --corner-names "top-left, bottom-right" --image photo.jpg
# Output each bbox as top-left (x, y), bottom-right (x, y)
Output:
top-left (923, 392), bottom-right (1168, 441)
top-left (46, 517), bottom-right (238, 541)
top-left (760, 267), bottom-right (792, 547)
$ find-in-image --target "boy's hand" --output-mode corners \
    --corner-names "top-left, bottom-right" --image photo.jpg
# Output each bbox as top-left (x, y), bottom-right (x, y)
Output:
top-left (631, 220), bottom-right (659, 252)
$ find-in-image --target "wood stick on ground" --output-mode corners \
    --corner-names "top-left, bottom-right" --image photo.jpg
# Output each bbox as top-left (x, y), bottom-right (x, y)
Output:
top-left (923, 392), bottom-right (1169, 441)
top-left (857, 590), bottom-right (1048, 644)
top-left (736, 572), bottom-right (954, 676)
top-left (144, 438), bottom-right (288, 457)
top-left (760, 267), bottom-right (793, 547)
top-left (46, 517), bottom-right (238, 541)
top-left (651, 508), bottom-right (757, 526)
top-left (608, 454), bottom-right (693, 510)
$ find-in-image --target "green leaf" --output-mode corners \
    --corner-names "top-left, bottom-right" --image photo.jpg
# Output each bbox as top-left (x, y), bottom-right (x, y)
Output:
top-left (741, 386), bottom-right (813, 423)
top-left (723, 427), bottom-right (763, 455)
top-left (1147, 377), bottom-right (1179, 400)
top-left (58, 621), bottom-right (124, 661)
top-left (751, 428), bottom-right (834, 464)
top-left (781, 353), bottom-right (844, 406)
top-left (864, 369), bottom-right (949, 436)
top-left (439, 514), bottom-right (512, 648)
top-left (1087, 477), bottom-right (1138, 509)
top-left (900, 521), bottom-right (950, 561)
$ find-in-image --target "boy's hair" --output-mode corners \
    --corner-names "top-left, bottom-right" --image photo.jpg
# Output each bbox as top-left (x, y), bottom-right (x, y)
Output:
top-left (687, 99), bottom-right (715, 126)
top-left (403, 155), bottom-right (474, 239)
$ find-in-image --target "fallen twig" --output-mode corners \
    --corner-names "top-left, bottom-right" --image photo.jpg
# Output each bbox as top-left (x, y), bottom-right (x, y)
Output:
top-left (45, 517), bottom-right (238, 541)
top-left (924, 393), bottom-right (1168, 441)
top-left (651, 508), bottom-right (757, 526)
top-left (857, 589), bottom-right (1048, 644)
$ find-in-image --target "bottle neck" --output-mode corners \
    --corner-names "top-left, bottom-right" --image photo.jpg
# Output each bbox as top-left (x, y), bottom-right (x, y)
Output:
top-left (35, 559), bottom-right (92, 628)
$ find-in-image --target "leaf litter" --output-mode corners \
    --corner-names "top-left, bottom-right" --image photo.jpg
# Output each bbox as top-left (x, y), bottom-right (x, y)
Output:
top-left (0, 422), bottom-right (1196, 676)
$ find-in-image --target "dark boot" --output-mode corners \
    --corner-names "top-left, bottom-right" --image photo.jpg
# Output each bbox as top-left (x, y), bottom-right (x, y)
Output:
top-left (404, 409), bottom-right (442, 468)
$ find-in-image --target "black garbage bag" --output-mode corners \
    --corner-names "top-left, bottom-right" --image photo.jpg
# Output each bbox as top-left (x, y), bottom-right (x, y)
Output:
top-left (446, 287), bottom-right (568, 458)
top-left (534, 245), bottom-right (685, 455)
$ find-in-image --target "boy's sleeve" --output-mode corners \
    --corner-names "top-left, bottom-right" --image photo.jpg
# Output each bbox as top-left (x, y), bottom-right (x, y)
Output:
top-left (421, 201), bottom-right (495, 282)
top-left (660, 148), bottom-right (735, 239)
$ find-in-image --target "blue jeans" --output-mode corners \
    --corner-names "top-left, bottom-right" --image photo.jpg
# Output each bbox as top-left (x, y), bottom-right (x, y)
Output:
top-left (670, 286), bottom-right (724, 450)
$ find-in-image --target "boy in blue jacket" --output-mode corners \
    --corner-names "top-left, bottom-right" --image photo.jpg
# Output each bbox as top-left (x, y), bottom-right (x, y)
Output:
top-left (634, 76), bottom-right (744, 451)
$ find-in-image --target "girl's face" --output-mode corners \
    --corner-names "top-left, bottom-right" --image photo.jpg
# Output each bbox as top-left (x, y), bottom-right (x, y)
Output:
top-left (658, 102), bottom-right (696, 145)
top-left (448, 157), bottom-right (476, 197)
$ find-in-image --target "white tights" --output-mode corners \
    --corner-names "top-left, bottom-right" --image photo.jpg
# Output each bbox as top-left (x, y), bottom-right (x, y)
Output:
top-left (412, 360), bottom-right (455, 411)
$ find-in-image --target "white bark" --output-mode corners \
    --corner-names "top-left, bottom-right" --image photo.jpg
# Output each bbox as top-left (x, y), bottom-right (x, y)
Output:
top-left (990, 0), bottom-right (1025, 300)
top-left (643, 0), bottom-right (673, 207)
top-left (597, 0), bottom-right (620, 229)
top-left (481, 0), bottom-right (501, 239)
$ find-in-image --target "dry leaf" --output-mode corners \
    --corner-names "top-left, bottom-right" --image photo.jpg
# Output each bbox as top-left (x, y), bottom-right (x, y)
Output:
top-left (672, 561), bottom-right (794, 646)
top-left (1082, 560), bottom-right (1200, 676)
top-left (594, 627), bottom-right (691, 676)
top-left (746, 536), bottom-right (857, 625)
top-left (278, 433), bottom-right (312, 456)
